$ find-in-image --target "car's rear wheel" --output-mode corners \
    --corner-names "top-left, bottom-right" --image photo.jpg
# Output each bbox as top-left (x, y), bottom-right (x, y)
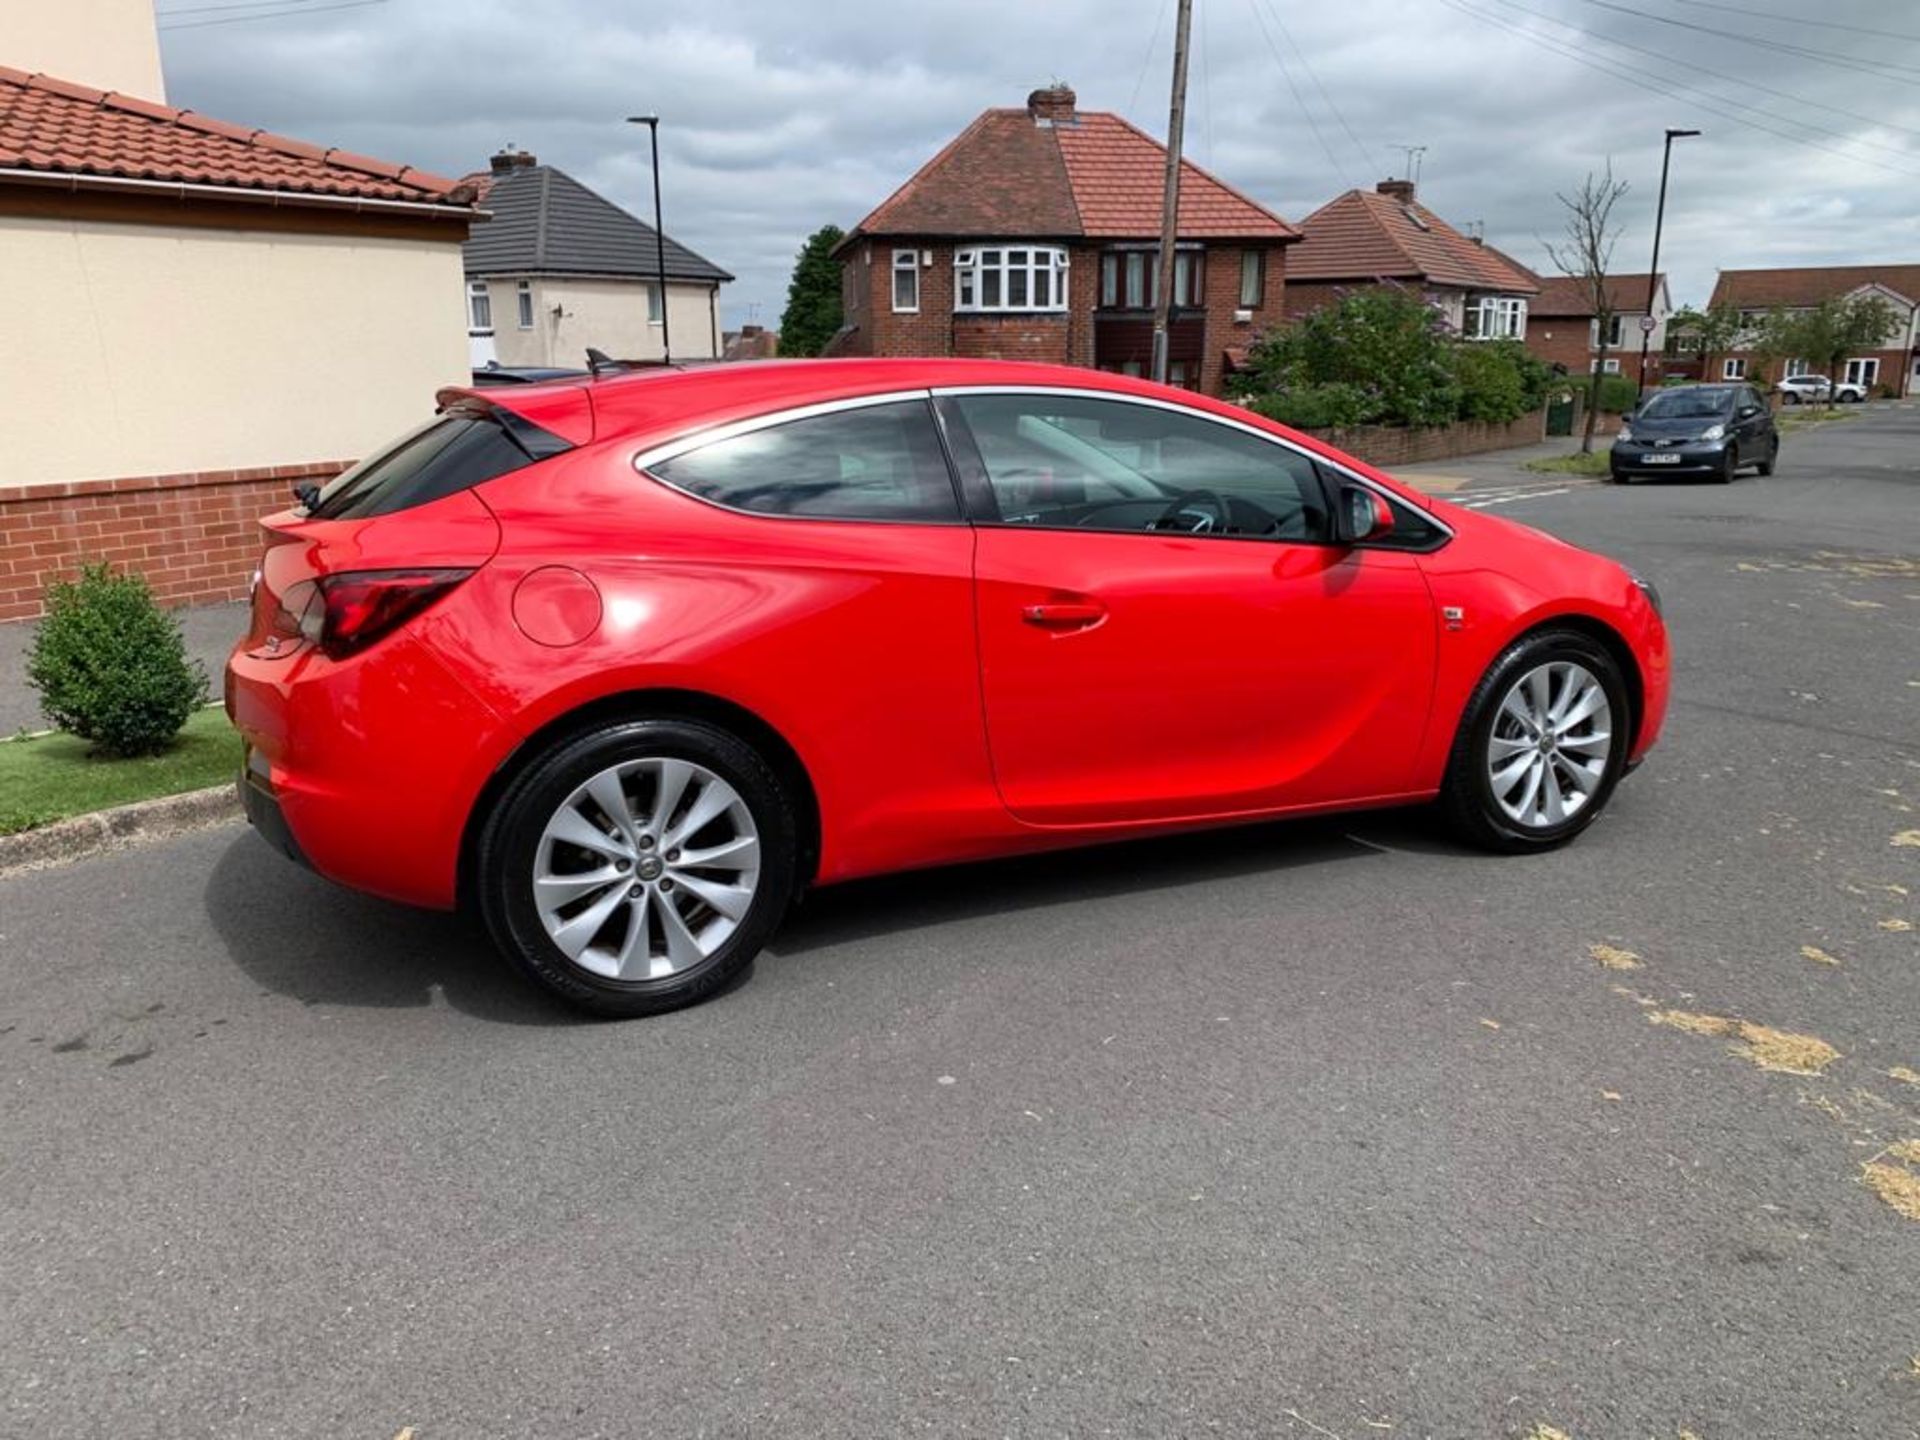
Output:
top-left (1440, 630), bottom-right (1630, 853)
top-left (476, 718), bottom-right (798, 1016)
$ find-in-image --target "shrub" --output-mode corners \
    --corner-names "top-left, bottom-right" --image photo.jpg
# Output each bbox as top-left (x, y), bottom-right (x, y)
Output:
top-left (1452, 340), bottom-right (1553, 423)
top-left (1241, 382), bottom-right (1381, 431)
top-left (27, 564), bottom-right (206, 758)
top-left (1560, 371), bottom-right (1640, 414)
top-left (1233, 286), bottom-right (1461, 427)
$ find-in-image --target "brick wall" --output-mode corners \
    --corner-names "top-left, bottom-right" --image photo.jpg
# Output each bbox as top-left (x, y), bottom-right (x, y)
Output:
top-left (951, 312), bottom-right (1070, 362)
top-left (1298, 408), bottom-right (1547, 469)
top-left (0, 461), bottom-right (346, 621)
top-left (1200, 244), bottom-right (1287, 394)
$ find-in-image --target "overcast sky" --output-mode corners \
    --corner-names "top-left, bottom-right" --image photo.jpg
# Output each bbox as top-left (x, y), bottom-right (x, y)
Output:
top-left (158, 0), bottom-right (1920, 330)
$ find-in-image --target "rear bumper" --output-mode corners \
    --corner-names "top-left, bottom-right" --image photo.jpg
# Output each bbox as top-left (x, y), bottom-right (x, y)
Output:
top-left (225, 631), bottom-right (504, 909)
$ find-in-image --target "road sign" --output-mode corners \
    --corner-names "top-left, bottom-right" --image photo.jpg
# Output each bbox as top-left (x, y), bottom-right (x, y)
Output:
top-left (1639, 315), bottom-right (1658, 334)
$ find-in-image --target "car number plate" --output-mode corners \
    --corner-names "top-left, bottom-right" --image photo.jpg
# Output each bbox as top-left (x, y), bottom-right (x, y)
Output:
top-left (1641, 454), bottom-right (1682, 464)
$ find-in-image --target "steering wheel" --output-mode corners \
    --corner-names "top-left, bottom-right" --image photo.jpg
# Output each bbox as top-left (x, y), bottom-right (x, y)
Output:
top-left (1148, 488), bottom-right (1230, 534)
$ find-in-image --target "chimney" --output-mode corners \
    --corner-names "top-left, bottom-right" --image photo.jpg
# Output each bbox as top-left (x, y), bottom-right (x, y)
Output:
top-left (1376, 177), bottom-right (1415, 203)
top-left (490, 148), bottom-right (538, 174)
top-left (1027, 84), bottom-right (1078, 125)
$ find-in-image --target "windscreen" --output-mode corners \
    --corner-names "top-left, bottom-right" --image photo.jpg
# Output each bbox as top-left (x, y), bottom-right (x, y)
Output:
top-left (1639, 387), bottom-right (1735, 420)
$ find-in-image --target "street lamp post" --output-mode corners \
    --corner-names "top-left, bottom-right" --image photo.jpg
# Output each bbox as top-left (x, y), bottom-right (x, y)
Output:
top-left (1638, 126), bottom-right (1700, 396)
top-left (625, 114), bottom-right (671, 364)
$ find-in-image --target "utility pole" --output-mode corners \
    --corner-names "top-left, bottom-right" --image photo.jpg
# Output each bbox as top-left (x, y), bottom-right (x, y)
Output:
top-left (626, 114), bottom-right (672, 364)
top-left (1150, 0), bottom-right (1194, 385)
top-left (1637, 126), bottom-right (1699, 396)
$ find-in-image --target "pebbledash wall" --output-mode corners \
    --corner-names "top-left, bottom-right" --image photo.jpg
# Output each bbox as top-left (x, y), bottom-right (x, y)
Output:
top-left (0, 464), bottom-right (347, 622)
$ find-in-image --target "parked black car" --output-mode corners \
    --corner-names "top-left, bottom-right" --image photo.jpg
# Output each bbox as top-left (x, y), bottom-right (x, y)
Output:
top-left (1610, 383), bottom-right (1778, 484)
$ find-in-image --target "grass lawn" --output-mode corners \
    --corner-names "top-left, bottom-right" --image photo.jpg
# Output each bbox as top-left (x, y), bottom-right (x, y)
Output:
top-left (0, 706), bottom-right (238, 835)
top-left (1776, 406), bottom-right (1862, 435)
top-left (1523, 449), bottom-right (1613, 477)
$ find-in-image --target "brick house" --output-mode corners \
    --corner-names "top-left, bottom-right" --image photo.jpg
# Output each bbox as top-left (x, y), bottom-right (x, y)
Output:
top-left (1284, 180), bottom-right (1538, 342)
top-left (1525, 273), bottom-right (1671, 379)
top-left (1706, 265), bottom-right (1920, 396)
top-left (828, 85), bottom-right (1298, 396)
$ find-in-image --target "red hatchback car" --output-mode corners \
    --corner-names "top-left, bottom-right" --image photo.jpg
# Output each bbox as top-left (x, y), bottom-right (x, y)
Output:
top-left (227, 359), bottom-right (1669, 1015)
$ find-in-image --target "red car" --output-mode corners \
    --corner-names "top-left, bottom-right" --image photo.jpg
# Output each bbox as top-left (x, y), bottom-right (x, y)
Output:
top-left (226, 360), bottom-right (1669, 1016)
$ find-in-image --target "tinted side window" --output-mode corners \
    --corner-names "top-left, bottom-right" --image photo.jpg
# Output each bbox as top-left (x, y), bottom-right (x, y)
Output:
top-left (311, 411), bottom-right (569, 520)
top-left (649, 400), bottom-right (959, 521)
top-left (951, 393), bottom-right (1330, 542)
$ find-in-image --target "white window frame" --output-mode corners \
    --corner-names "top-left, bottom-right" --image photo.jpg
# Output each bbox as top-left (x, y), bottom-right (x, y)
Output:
top-left (467, 280), bottom-right (493, 335)
top-left (954, 244), bottom-right (1070, 314)
top-left (516, 280), bottom-right (534, 330)
top-left (1722, 357), bottom-right (1746, 380)
top-left (1239, 249), bottom-right (1263, 308)
top-left (647, 283), bottom-right (664, 326)
top-left (1591, 314), bottom-right (1626, 348)
top-left (1784, 358), bottom-right (1811, 378)
top-left (1590, 357), bottom-right (1621, 374)
top-left (1465, 294), bottom-right (1526, 341)
top-left (891, 249), bottom-right (920, 314)
top-left (1845, 357), bottom-right (1879, 388)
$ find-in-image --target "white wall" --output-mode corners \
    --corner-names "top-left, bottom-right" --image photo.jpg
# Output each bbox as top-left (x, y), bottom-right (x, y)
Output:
top-left (0, 0), bottom-right (166, 98)
top-left (0, 215), bottom-right (470, 485)
top-left (472, 276), bottom-right (719, 367)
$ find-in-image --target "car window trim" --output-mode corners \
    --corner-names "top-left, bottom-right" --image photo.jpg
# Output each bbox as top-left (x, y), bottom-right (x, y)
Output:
top-left (629, 390), bottom-right (969, 526)
top-left (929, 384), bottom-right (1453, 551)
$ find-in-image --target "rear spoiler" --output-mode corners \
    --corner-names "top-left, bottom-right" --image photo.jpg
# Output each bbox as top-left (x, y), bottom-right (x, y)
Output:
top-left (434, 383), bottom-right (595, 446)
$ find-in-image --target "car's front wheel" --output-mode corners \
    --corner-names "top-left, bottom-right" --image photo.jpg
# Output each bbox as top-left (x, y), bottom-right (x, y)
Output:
top-left (1440, 630), bottom-right (1630, 853)
top-left (476, 718), bottom-right (799, 1016)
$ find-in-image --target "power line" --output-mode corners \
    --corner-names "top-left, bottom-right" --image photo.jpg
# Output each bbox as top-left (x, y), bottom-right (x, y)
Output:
top-left (1436, 0), bottom-right (1920, 181)
top-left (1256, 0), bottom-right (1376, 178)
top-left (157, 0), bottom-right (350, 15)
top-left (1576, 0), bottom-right (1920, 87)
top-left (1484, 0), bottom-right (1920, 154)
top-left (1242, 0), bottom-right (1352, 185)
top-left (1127, 0), bottom-right (1173, 117)
top-left (1668, 0), bottom-right (1920, 46)
top-left (158, 0), bottom-right (385, 30)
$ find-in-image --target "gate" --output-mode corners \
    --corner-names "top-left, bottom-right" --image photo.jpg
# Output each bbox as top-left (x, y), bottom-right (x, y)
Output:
top-left (1545, 390), bottom-right (1577, 436)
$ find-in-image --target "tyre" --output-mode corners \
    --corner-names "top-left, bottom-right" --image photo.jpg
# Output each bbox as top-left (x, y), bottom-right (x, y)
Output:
top-left (1782, 391), bottom-right (1800, 405)
top-left (1608, 467), bottom-right (1632, 485)
top-left (1756, 437), bottom-right (1778, 476)
top-left (1439, 630), bottom-right (1631, 854)
top-left (1715, 449), bottom-right (1737, 483)
top-left (476, 718), bottom-right (799, 1017)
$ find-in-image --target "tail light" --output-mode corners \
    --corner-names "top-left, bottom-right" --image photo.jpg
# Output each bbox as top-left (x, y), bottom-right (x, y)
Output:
top-left (271, 568), bottom-right (472, 660)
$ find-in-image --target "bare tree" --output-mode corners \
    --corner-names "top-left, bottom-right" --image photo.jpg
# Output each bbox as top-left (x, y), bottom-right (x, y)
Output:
top-left (1545, 163), bottom-right (1631, 455)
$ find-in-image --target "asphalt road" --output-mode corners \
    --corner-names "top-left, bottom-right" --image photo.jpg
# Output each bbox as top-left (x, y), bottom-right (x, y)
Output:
top-left (3, 408), bottom-right (1917, 1439)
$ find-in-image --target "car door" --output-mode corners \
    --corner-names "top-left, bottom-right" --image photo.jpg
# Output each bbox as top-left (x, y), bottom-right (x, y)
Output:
top-left (936, 388), bottom-right (1440, 828)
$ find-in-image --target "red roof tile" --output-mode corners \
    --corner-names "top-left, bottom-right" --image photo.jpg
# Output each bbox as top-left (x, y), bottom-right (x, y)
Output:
top-left (849, 101), bottom-right (1295, 242)
top-left (1709, 264), bottom-right (1920, 310)
top-left (0, 66), bottom-right (471, 207)
top-left (1532, 273), bottom-right (1667, 316)
top-left (1287, 188), bottom-right (1536, 293)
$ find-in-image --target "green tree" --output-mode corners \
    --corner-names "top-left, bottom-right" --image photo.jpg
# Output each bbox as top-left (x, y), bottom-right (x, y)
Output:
top-left (1753, 293), bottom-right (1901, 407)
top-left (777, 224), bottom-right (846, 358)
top-left (1665, 302), bottom-right (1744, 381)
top-left (1234, 286), bottom-right (1461, 427)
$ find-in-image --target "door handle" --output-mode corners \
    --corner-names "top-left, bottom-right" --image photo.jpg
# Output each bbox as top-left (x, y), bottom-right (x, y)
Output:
top-left (1021, 601), bottom-right (1106, 630)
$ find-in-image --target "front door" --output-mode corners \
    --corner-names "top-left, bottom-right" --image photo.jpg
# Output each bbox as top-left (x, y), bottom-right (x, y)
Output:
top-left (939, 390), bottom-right (1439, 827)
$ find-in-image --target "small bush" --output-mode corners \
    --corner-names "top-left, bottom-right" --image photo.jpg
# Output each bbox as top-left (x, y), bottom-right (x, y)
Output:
top-left (27, 564), bottom-right (206, 758)
top-left (1452, 340), bottom-right (1553, 423)
top-left (1560, 371), bottom-right (1640, 414)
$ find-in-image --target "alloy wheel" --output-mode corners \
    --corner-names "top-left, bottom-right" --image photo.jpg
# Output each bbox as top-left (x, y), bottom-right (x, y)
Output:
top-left (532, 757), bottom-right (761, 980)
top-left (1485, 661), bottom-right (1614, 829)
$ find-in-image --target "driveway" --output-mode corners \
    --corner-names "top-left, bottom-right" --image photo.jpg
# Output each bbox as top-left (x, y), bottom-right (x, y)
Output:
top-left (2, 408), bottom-right (1917, 1438)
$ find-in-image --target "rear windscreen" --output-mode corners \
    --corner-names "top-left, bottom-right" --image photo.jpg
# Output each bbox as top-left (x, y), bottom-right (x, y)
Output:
top-left (308, 409), bottom-right (571, 520)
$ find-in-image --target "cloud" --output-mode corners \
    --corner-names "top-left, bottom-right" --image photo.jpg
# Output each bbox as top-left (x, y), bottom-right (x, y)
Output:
top-left (158, 0), bottom-right (1920, 329)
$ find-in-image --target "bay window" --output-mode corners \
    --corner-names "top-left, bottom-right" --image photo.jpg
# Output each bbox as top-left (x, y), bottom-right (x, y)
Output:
top-left (1463, 294), bottom-right (1526, 340)
top-left (954, 245), bottom-right (1069, 312)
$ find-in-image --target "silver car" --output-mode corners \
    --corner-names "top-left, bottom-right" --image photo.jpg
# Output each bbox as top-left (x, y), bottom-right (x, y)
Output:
top-left (1774, 374), bottom-right (1866, 404)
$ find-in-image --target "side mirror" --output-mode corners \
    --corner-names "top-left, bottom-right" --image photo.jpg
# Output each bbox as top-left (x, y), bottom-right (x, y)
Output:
top-left (1737, 404), bottom-right (1759, 418)
top-left (1335, 483), bottom-right (1395, 545)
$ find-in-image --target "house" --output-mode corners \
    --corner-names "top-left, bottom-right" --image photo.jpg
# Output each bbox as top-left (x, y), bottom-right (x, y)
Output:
top-left (1284, 180), bottom-right (1539, 342)
top-left (1526, 273), bottom-right (1671, 379)
top-left (461, 150), bottom-right (732, 368)
top-left (722, 325), bottom-right (779, 362)
top-left (0, 0), bottom-right (479, 619)
top-left (829, 85), bottom-right (1298, 396)
top-left (1706, 265), bottom-right (1920, 395)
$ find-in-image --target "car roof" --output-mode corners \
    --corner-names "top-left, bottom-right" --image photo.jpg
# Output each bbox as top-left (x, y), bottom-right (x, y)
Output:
top-left (438, 357), bottom-right (1266, 451)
